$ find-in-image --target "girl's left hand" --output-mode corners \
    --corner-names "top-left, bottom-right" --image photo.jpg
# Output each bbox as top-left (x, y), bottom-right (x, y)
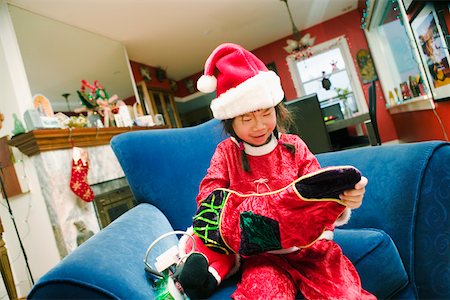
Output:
top-left (339, 176), bottom-right (368, 209)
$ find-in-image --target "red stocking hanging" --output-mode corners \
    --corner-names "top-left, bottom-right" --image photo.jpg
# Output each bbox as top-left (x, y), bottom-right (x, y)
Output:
top-left (70, 147), bottom-right (94, 202)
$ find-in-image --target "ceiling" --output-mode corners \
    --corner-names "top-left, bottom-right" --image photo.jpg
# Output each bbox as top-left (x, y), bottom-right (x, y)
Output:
top-left (7, 0), bottom-right (358, 81)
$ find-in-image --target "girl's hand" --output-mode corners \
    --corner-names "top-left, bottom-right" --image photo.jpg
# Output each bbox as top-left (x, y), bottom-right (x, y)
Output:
top-left (339, 176), bottom-right (368, 209)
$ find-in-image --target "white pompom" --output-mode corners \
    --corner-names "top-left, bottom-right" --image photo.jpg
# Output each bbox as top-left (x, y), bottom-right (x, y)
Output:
top-left (197, 75), bottom-right (217, 93)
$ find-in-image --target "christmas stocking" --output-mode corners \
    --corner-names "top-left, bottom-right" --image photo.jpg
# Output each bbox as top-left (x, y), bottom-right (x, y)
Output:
top-left (70, 147), bottom-right (94, 202)
top-left (193, 166), bottom-right (361, 255)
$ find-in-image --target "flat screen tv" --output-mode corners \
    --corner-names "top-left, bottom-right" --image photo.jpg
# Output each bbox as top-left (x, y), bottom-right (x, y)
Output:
top-left (284, 93), bottom-right (332, 154)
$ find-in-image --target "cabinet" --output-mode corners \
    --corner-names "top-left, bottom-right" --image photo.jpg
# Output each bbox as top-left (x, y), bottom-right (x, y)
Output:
top-left (0, 137), bottom-right (22, 197)
top-left (0, 219), bottom-right (18, 300)
top-left (136, 81), bottom-right (182, 128)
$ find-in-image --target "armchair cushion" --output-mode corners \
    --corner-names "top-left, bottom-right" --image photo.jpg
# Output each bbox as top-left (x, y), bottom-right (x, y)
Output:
top-left (334, 228), bottom-right (408, 299)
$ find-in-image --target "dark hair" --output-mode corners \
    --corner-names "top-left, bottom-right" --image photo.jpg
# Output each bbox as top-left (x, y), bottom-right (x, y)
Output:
top-left (222, 102), bottom-right (296, 172)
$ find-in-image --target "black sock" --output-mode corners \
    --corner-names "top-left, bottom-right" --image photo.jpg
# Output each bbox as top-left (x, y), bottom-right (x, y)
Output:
top-left (173, 253), bottom-right (218, 299)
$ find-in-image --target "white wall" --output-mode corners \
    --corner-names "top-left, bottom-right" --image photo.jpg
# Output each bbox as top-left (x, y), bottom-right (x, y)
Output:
top-left (9, 4), bottom-right (134, 112)
top-left (0, 2), bottom-right (138, 297)
top-left (0, 1), bottom-right (61, 297)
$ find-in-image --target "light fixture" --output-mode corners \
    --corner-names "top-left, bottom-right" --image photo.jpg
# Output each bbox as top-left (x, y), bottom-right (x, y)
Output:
top-left (280, 0), bottom-right (315, 59)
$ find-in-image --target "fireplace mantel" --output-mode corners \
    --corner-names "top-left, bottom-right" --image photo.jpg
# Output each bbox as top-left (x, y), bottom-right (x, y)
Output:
top-left (8, 126), bottom-right (166, 156)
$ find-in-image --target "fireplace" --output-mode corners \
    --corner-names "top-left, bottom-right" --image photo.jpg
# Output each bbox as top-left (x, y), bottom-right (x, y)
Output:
top-left (91, 177), bottom-right (136, 228)
top-left (30, 144), bottom-right (133, 256)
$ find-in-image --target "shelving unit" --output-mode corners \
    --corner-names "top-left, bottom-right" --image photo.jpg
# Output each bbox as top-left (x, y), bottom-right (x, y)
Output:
top-left (387, 95), bottom-right (435, 114)
top-left (136, 81), bottom-right (182, 128)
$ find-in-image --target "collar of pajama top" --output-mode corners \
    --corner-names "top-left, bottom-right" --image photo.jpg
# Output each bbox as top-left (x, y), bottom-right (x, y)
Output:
top-left (230, 133), bottom-right (278, 156)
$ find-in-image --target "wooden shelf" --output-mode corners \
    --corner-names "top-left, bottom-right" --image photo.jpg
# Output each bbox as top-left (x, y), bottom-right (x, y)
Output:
top-left (387, 95), bottom-right (435, 114)
top-left (8, 126), bottom-right (167, 156)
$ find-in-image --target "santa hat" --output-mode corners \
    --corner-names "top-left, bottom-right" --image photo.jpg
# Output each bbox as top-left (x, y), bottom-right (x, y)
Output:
top-left (197, 43), bottom-right (284, 120)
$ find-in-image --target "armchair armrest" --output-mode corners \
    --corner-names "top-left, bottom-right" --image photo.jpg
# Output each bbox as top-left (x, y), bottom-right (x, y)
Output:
top-left (28, 204), bottom-right (177, 299)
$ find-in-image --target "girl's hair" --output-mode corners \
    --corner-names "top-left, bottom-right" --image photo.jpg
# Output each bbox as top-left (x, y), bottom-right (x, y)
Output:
top-left (222, 102), bottom-right (296, 172)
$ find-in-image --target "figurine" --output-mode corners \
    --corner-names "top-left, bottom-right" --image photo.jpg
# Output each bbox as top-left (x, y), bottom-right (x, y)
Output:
top-left (74, 220), bottom-right (94, 246)
top-left (12, 113), bottom-right (26, 136)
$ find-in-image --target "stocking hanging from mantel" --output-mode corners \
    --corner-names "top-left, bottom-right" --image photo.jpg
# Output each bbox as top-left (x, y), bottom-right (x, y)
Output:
top-left (70, 146), bottom-right (94, 202)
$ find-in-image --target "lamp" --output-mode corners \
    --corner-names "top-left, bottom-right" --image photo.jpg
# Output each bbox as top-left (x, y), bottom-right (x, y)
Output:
top-left (280, 0), bottom-right (315, 59)
top-left (62, 93), bottom-right (71, 111)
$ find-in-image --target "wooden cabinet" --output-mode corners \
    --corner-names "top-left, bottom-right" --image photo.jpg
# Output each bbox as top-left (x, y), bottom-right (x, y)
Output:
top-left (136, 81), bottom-right (182, 128)
top-left (0, 219), bottom-right (18, 300)
top-left (0, 137), bottom-right (22, 198)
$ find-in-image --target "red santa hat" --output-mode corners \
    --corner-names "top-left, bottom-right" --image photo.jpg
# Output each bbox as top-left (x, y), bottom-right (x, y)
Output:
top-left (197, 43), bottom-right (284, 120)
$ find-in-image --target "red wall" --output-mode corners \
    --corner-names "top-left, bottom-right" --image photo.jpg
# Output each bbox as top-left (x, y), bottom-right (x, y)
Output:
top-left (158, 8), bottom-right (450, 143)
top-left (391, 101), bottom-right (450, 142)
top-left (130, 60), bottom-right (172, 91)
top-left (251, 10), bottom-right (398, 142)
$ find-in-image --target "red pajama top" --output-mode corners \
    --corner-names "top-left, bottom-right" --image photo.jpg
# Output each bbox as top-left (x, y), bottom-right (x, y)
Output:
top-left (196, 133), bottom-right (321, 203)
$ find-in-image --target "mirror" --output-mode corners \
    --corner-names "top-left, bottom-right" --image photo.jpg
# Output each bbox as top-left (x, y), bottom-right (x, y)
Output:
top-left (9, 5), bottom-right (135, 112)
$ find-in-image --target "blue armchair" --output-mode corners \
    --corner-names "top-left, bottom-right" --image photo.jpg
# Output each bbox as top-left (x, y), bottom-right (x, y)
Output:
top-left (28, 119), bottom-right (450, 299)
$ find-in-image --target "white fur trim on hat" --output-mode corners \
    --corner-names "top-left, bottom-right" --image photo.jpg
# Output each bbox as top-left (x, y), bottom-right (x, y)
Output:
top-left (197, 75), bottom-right (217, 93)
top-left (210, 71), bottom-right (284, 120)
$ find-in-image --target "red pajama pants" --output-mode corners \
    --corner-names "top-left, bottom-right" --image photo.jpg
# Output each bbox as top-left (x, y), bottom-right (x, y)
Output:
top-left (232, 239), bottom-right (376, 300)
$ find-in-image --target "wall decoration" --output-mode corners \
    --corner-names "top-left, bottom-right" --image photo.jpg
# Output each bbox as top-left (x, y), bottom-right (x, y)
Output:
top-left (70, 146), bottom-right (94, 202)
top-left (156, 68), bottom-right (167, 82)
top-left (356, 49), bottom-right (378, 84)
top-left (139, 65), bottom-right (152, 82)
top-left (33, 94), bottom-right (54, 116)
top-left (74, 220), bottom-right (94, 246)
top-left (76, 80), bottom-right (119, 127)
top-left (411, 3), bottom-right (450, 101)
top-left (321, 71), bottom-right (332, 90)
top-left (184, 78), bottom-right (195, 93)
top-left (169, 79), bottom-right (178, 92)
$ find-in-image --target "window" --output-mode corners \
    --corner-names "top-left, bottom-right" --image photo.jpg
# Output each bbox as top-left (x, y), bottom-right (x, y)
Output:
top-left (364, 0), bottom-right (435, 112)
top-left (287, 36), bottom-right (368, 118)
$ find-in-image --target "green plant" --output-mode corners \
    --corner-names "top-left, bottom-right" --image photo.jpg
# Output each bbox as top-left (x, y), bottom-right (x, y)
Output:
top-left (335, 87), bottom-right (351, 100)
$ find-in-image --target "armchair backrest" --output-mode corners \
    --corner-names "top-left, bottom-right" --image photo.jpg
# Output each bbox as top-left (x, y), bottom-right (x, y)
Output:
top-left (110, 119), bottom-right (228, 230)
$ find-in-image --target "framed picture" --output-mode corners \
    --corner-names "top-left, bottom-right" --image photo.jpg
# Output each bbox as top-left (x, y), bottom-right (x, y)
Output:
top-left (411, 3), bottom-right (450, 101)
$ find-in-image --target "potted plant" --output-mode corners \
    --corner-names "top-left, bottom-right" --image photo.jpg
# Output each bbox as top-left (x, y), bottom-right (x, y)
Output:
top-left (335, 87), bottom-right (353, 118)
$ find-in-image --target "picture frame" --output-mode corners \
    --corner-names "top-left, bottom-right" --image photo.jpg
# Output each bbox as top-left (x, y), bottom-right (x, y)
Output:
top-left (410, 3), bottom-right (450, 101)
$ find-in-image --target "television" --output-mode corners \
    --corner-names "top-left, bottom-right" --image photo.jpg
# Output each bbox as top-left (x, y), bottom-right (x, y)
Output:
top-left (284, 94), bottom-right (333, 154)
top-left (321, 101), bottom-right (344, 121)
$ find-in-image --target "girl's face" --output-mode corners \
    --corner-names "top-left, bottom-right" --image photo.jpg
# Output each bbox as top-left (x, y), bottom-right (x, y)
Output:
top-left (232, 107), bottom-right (277, 146)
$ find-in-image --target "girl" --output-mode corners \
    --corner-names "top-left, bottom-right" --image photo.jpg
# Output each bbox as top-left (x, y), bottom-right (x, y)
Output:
top-left (175, 43), bottom-right (374, 300)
